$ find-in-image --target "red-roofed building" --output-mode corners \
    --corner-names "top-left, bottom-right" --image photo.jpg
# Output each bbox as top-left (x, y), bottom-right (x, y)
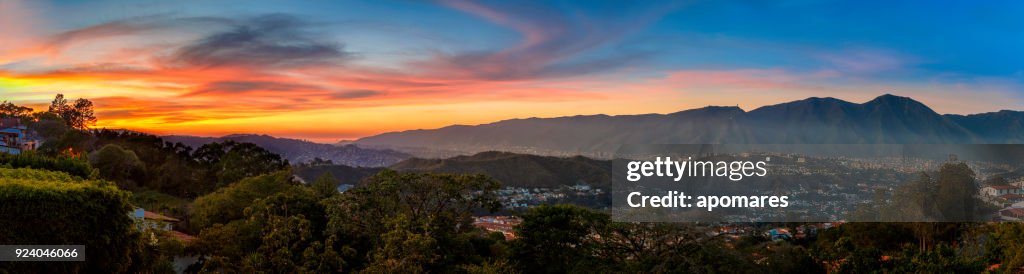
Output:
top-left (131, 208), bottom-right (197, 246)
top-left (998, 194), bottom-right (1024, 205)
top-left (1000, 208), bottom-right (1024, 221)
top-left (169, 230), bottom-right (197, 244)
top-left (983, 185), bottom-right (1021, 197)
top-left (473, 216), bottom-right (521, 240)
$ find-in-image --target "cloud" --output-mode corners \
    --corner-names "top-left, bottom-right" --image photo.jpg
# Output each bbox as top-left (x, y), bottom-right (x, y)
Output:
top-left (332, 90), bottom-right (385, 99)
top-left (186, 80), bottom-right (322, 96)
top-left (171, 14), bottom-right (350, 68)
top-left (418, 0), bottom-right (672, 80)
top-left (816, 48), bottom-right (915, 75)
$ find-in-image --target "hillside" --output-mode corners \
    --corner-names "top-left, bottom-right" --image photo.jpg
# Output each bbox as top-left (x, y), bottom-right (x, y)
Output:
top-left (390, 151), bottom-right (611, 189)
top-left (355, 94), bottom-right (1024, 157)
top-left (295, 151), bottom-right (611, 189)
top-left (163, 134), bottom-right (411, 167)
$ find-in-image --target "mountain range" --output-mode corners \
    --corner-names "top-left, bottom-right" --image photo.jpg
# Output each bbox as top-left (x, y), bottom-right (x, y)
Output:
top-left (354, 94), bottom-right (1024, 157)
top-left (162, 134), bottom-right (411, 167)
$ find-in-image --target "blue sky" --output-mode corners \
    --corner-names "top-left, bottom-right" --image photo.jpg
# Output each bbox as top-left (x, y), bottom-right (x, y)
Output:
top-left (1, 0), bottom-right (1022, 140)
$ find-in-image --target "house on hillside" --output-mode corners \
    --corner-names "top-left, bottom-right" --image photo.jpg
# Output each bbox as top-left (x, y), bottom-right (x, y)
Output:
top-left (131, 208), bottom-right (196, 243)
top-left (1000, 208), bottom-right (1024, 221)
top-left (983, 185), bottom-right (1021, 197)
top-left (998, 194), bottom-right (1024, 207)
top-left (0, 118), bottom-right (39, 155)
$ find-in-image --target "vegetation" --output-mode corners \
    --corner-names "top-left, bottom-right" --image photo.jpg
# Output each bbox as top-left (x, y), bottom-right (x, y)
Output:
top-left (0, 152), bottom-right (95, 179)
top-left (391, 151), bottom-right (611, 189)
top-left (190, 171), bottom-right (303, 231)
top-left (89, 144), bottom-right (146, 190)
top-left (3, 96), bottom-right (1024, 273)
top-left (0, 168), bottom-right (137, 273)
top-left (47, 94), bottom-right (97, 130)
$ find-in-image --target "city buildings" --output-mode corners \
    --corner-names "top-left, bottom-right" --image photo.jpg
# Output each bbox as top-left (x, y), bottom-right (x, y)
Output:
top-left (0, 118), bottom-right (38, 155)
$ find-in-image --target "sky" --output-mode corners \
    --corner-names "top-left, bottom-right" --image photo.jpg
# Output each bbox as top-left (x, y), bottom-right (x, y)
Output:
top-left (2, 0), bottom-right (1023, 142)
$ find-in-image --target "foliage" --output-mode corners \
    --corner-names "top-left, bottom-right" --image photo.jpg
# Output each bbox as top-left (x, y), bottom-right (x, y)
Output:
top-left (193, 182), bottom-right (341, 273)
top-left (193, 140), bottom-right (290, 188)
top-left (391, 151), bottom-right (612, 189)
top-left (92, 129), bottom-right (202, 197)
top-left (325, 170), bottom-right (503, 271)
top-left (30, 111), bottom-right (71, 142)
top-left (0, 167), bottom-right (138, 273)
top-left (89, 144), bottom-right (146, 189)
top-left (888, 243), bottom-right (985, 274)
top-left (510, 204), bottom-right (767, 273)
top-left (0, 151), bottom-right (96, 179)
top-left (858, 162), bottom-right (985, 223)
top-left (190, 171), bottom-right (300, 231)
top-left (312, 171), bottom-right (341, 198)
top-left (0, 100), bottom-right (33, 118)
top-left (48, 93), bottom-right (97, 130)
top-left (132, 190), bottom-right (191, 219)
top-left (37, 128), bottom-right (95, 157)
top-left (511, 204), bottom-right (609, 273)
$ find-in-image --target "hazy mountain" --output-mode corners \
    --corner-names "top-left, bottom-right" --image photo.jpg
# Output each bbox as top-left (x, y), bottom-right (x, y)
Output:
top-left (295, 151), bottom-right (611, 189)
top-left (355, 94), bottom-right (1023, 157)
top-left (163, 134), bottom-right (411, 167)
top-left (945, 110), bottom-right (1024, 143)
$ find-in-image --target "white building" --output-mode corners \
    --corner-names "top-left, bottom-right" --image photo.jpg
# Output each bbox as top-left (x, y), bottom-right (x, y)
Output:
top-left (982, 185), bottom-right (1021, 197)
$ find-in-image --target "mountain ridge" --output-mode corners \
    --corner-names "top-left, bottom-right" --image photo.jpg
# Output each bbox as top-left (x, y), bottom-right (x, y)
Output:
top-left (354, 94), bottom-right (1024, 157)
top-left (162, 134), bottom-right (411, 167)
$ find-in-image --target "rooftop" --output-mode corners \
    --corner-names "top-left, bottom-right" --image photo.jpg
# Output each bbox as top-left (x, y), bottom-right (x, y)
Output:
top-left (144, 211), bottom-right (181, 222)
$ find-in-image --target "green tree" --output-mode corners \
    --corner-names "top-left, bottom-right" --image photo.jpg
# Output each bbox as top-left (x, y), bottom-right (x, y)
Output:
top-left (193, 141), bottom-right (289, 187)
top-left (325, 170), bottom-right (502, 271)
top-left (193, 185), bottom-right (341, 273)
top-left (935, 162), bottom-right (978, 221)
top-left (91, 129), bottom-right (202, 197)
top-left (511, 204), bottom-right (609, 273)
top-left (89, 144), bottom-right (145, 189)
top-left (312, 171), bottom-right (341, 198)
top-left (190, 171), bottom-right (300, 230)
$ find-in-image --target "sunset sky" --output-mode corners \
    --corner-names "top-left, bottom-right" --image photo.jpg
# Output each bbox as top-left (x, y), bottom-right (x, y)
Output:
top-left (2, 0), bottom-right (1023, 142)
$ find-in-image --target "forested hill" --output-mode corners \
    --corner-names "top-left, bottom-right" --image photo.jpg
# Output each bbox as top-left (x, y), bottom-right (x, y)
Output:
top-left (297, 151), bottom-right (611, 189)
top-left (163, 134), bottom-right (410, 167)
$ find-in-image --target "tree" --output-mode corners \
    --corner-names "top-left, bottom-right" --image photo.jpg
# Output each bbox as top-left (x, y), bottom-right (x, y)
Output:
top-left (325, 170), bottom-right (502, 270)
top-left (30, 111), bottom-right (70, 142)
top-left (312, 171), bottom-right (341, 198)
top-left (193, 181), bottom-right (341, 273)
top-left (190, 171), bottom-right (300, 230)
top-left (193, 141), bottom-right (289, 187)
top-left (511, 204), bottom-right (609, 273)
top-left (0, 100), bottom-right (33, 118)
top-left (48, 94), bottom-right (97, 129)
top-left (935, 162), bottom-right (978, 222)
top-left (89, 144), bottom-right (146, 189)
top-left (91, 129), bottom-right (203, 197)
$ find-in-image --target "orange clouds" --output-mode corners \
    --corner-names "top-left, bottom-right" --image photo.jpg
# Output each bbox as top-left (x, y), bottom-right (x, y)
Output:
top-left (2, 3), bottom-right (1021, 142)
